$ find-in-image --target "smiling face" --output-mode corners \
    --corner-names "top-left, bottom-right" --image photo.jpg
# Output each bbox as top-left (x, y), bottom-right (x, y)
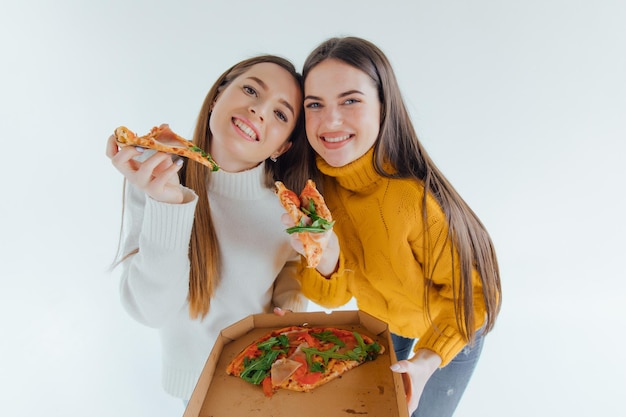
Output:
top-left (304, 59), bottom-right (381, 168)
top-left (209, 62), bottom-right (302, 172)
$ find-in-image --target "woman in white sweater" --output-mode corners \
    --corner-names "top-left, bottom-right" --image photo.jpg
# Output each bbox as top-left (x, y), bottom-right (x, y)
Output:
top-left (106, 55), bottom-right (317, 403)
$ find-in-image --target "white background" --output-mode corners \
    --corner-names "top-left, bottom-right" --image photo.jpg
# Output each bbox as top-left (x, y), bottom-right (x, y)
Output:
top-left (1, 1), bottom-right (624, 416)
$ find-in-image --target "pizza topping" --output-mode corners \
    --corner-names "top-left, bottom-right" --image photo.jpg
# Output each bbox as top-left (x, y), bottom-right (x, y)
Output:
top-left (239, 335), bottom-right (290, 385)
top-left (275, 180), bottom-right (335, 268)
top-left (286, 199), bottom-right (335, 234)
top-left (227, 326), bottom-right (385, 397)
top-left (270, 358), bottom-right (303, 386)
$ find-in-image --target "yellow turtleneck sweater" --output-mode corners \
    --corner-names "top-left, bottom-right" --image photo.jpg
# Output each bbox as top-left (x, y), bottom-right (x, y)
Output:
top-left (298, 148), bottom-right (486, 366)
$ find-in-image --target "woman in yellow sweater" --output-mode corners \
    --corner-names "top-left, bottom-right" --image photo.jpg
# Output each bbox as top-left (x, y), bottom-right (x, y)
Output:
top-left (285, 37), bottom-right (502, 417)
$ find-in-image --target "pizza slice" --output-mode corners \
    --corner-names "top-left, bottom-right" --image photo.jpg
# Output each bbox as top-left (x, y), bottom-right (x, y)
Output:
top-left (114, 124), bottom-right (219, 171)
top-left (275, 180), bottom-right (334, 268)
top-left (226, 326), bottom-right (384, 397)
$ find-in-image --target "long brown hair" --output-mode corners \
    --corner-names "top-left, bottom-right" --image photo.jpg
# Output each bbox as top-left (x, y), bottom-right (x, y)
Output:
top-left (181, 55), bottom-right (307, 319)
top-left (302, 37), bottom-right (501, 343)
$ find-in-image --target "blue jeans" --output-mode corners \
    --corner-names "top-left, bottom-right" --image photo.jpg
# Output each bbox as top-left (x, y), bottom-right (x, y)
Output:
top-left (391, 332), bottom-right (485, 417)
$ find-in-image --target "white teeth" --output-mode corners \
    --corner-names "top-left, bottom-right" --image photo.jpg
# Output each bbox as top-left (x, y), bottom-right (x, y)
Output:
top-left (322, 134), bottom-right (350, 143)
top-left (234, 119), bottom-right (258, 140)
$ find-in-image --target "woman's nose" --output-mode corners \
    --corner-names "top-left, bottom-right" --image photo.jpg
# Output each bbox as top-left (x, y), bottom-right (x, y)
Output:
top-left (249, 105), bottom-right (265, 122)
top-left (323, 106), bottom-right (341, 126)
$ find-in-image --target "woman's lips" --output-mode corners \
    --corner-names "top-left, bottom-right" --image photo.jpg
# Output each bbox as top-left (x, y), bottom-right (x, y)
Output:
top-left (233, 118), bottom-right (260, 141)
top-left (319, 133), bottom-right (353, 148)
top-left (321, 133), bottom-right (352, 143)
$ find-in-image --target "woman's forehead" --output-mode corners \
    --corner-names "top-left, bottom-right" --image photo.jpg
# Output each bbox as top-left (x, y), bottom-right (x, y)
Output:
top-left (237, 62), bottom-right (302, 102)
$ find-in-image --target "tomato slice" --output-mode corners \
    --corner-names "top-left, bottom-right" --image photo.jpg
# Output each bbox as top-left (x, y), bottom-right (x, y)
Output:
top-left (290, 355), bottom-right (323, 385)
top-left (284, 190), bottom-right (301, 208)
top-left (262, 376), bottom-right (274, 397)
top-left (297, 371), bottom-right (322, 385)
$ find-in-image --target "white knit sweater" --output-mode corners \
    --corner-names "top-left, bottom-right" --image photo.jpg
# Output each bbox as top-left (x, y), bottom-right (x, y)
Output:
top-left (118, 163), bottom-right (307, 400)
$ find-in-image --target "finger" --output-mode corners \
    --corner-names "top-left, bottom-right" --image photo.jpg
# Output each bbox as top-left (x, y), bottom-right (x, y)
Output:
top-left (105, 135), bottom-right (119, 159)
top-left (281, 212), bottom-right (296, 227)
top-left (151, 153), bottom-right (176, 176)
top-left (390, 360), bottom-right (411, 373)
top-left (310, 230), bottom-right (332, 243)
top-left (134, 151), bottom-right (173, 180)
top-left (273, 307), bottom-right (292, 316)
top-left (110, 146), bottom-right (146, 176)
top-left (145, 158), bottom-right (183, 192)
top-left (290, 234), bottom-right (305, 253)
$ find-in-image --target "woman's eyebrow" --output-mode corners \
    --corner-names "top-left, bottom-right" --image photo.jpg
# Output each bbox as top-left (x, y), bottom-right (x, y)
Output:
top-left (304, 90), bottom-right (364, 101)
top-left (339, 90), bottom-right (364, 97)
top-left (246, 76), bottom-right (295, 117)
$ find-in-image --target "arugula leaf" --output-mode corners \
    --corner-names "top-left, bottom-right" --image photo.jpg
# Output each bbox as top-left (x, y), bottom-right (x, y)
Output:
top-left (240, 349), bottom-right (281, 384)
top-left (285, 199), bottom-right (335, 234)
top-left (189, 145), bottom-right (220, 172)
top-left (302, 332), bottom-right (383, 372)
top-left (311, 331), bottom-right (345, 347)
top-left (302, 345), bottom-right (350, 368)
top-left (352, 332), bottom-right (382, 361)
top-left (309, 361), bottom-right (325, 373)
top-left (239, 336), bottom-right (290, 384)
top-left (256, 335), bottom-right (289, 351)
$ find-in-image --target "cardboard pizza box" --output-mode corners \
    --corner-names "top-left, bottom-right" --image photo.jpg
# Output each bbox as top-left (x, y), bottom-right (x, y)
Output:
top-left (184, 310), bottom-right (409, 417)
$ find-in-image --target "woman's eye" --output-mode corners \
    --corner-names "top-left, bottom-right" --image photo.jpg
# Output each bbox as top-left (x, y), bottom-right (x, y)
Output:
top-left (343, 98), bottom-right (358, 105)
top-left (243, 85), bottom-right (257, 96)
top-left (305, 102), bottom-right (320, 109)
top-left (275, 110), bottom-right (288, 122)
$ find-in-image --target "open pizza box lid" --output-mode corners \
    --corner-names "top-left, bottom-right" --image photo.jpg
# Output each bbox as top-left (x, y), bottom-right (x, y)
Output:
top-left (184, 310), bottom-right (409, 417)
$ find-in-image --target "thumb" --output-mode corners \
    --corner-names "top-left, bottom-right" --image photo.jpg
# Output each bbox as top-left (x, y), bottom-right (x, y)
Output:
top-left (390, 360), bottom-right (412, 373)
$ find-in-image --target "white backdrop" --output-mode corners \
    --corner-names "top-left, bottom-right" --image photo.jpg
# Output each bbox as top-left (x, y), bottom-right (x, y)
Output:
top-left (1, 1), bottom-right (624, 416)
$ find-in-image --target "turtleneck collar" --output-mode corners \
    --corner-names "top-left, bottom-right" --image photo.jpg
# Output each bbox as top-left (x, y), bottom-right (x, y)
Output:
top-left (207, 162), bottom-right (269, 200)
top-left (316, 147), bottom-right (382, 192)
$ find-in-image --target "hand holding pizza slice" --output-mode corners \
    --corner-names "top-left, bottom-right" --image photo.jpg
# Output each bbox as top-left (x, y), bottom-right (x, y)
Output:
top-left (275, 180), bottom-right (335, 268)
top-left (114, 124), bottom-right (219, 171)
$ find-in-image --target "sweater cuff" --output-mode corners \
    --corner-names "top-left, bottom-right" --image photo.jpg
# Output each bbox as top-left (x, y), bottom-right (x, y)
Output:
top-left (142, 189), bottom-right (197, 251)
top-left (299, 252), bottom-right (351, 308)
top-left (413, 323), bottom-right (467, 367)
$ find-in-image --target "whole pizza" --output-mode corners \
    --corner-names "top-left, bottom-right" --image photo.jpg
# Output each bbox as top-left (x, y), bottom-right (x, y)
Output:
top-left (226, 325), bottom-right (385, 397)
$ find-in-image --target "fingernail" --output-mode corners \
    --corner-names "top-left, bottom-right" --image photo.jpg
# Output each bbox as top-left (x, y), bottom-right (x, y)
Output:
top-left (175, 159), bottom-right (183, 166)
top-left (135, 146), bottom-right (145, 153)
top-left (390, 363), bottom-right (401, 372)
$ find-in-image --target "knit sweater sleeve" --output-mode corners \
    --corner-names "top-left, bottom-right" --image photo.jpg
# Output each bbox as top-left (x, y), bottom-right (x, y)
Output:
top-left (411, 198), bottom-right (487, 367)
top-left (118, 183), bottom-right (197, 328)
top-left (296, 250), bottom-right (352, 308)
top-left (271, 253), bottom-right (309, 312)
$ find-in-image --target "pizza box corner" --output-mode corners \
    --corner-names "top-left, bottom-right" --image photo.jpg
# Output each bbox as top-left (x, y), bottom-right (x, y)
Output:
top-left (183, 310), bottom-right (409, 417)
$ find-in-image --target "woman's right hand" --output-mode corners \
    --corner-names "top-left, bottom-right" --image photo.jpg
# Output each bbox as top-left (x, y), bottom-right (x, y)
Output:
top-left (280, 213), bottom-right (340, 277)
top-left (106, 134), bottom-right (185, 204)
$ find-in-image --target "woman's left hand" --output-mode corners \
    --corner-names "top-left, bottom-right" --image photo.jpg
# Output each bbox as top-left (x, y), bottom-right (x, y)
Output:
top-left (390, 349), bottom-right (442, 415)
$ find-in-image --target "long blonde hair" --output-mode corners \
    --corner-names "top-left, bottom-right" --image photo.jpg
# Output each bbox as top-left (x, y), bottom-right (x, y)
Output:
top-left (302, 37), bottom-right (501, 343)
top-left (181, 55), bottom-right (307, 319)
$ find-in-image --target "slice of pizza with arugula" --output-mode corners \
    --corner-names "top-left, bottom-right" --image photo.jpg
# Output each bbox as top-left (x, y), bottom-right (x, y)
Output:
top-left (275, 180), bottom-right (334, 268)
top-left (114, 124), bottom-right (219, 171)
top-left (226, 326), bottom-right (384, 397)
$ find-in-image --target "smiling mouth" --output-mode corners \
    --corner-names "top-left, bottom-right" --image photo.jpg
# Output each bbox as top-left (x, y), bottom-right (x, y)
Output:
top-left (233, 118), bottom-right (259, 141)
top-left (321, 134), bottom-right (352, 143)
